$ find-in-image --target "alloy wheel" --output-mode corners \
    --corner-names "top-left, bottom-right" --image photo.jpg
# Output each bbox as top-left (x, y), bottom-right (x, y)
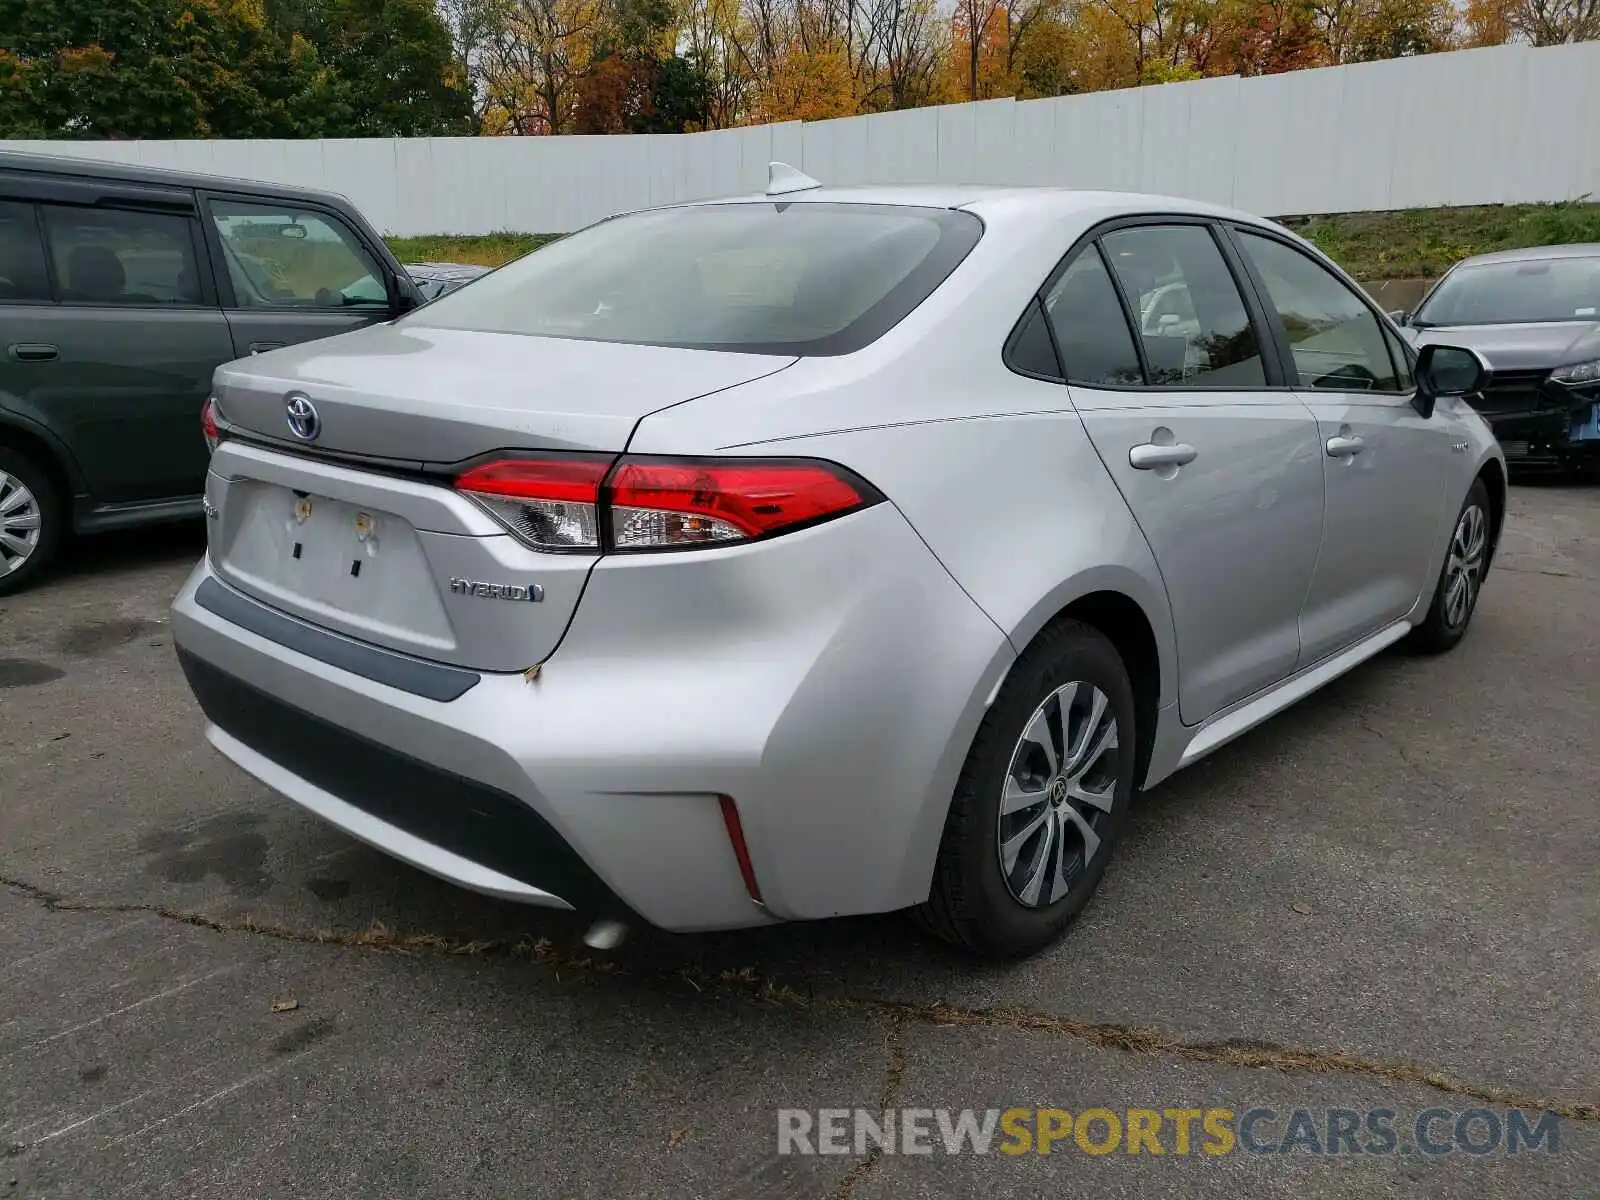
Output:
top-left (997, 681), bottom-right (1121, 908)
top-left (1443, 503), bottom-right (1487, 629)
top-left (0, 469), bottom-right (42, 576)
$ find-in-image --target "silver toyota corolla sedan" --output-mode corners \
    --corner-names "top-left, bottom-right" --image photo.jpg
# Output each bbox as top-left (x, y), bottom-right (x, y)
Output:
top-left (172, 168), bottom-right (1506, 958)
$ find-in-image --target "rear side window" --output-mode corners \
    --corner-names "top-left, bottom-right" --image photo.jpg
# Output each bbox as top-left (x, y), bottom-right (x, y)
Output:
top-left (1005, 297), bottom-right (1064, 380)
top-left (1100, 225), bottom-right (1267, 387)
top-left (209, 201), bottom-right (388, 310)
top-left (42, 205), bottom-right (203, 306)
top-left (1043, 248), bottom-right (1143, 386)
top-left (409, 203), bottom-right (983, 356)
top-left (0, 201), bottom-right (50, 303)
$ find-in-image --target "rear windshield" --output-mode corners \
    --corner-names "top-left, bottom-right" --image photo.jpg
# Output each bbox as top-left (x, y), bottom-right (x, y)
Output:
top-left (1414, 255), bottom-right (1600, 326)
top-left (406, 202), bottom-right (982, 355)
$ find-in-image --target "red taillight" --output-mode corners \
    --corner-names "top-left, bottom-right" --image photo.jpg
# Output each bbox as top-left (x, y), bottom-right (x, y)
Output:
top-left (608, 459), bottom-right (870, 549)
top-left (455, 455), bottom-right (612, 550)
top-left (201, 396), bottom-right (221, 454)
top-left (455, 454), bottom-right (877, 554)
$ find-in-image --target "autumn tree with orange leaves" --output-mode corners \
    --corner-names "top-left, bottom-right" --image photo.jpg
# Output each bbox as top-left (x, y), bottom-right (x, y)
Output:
top-left (4, 0), bottom-right (1594, 139)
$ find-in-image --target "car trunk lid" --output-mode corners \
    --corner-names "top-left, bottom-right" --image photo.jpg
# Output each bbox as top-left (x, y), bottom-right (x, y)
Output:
top-left (206, 327), bottom-right (795, 672)
top-left (213, 322), bottom-right (796, 462)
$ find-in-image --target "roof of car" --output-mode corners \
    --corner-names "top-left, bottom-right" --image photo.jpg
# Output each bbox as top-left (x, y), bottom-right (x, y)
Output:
top-left (696, 183), bottom-right (1270, 227)
top-left (1454, 242), bottom-right (1600, 267)
top-left (0, 148), bottom-right (349, 206)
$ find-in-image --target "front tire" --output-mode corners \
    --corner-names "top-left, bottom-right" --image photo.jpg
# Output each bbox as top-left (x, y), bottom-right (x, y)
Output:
top-left (915, 619), bottom-right (1137, 958)
top-left (1405, 478), bottom-right (1491, 655)
top-left (0, 447), bottom-right (60, 596)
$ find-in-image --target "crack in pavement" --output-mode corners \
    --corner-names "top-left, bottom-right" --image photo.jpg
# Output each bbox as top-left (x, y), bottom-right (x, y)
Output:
top-left (834, 1017), bottom-right (906, 1200)
top-left (4, 874), bottom-right (1596, 1124)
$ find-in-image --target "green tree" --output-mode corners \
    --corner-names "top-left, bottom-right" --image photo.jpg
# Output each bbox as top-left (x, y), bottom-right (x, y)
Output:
top-left (1349, 0), bottom-right (1454, 59)
top-left (264, 0), bottom-right (472, 134)
top-left (572, 0), bottom-right (708, 133)
top-left (645, 54), bottom-right (713, 131)
top-left (0, 0), bottom-right (325, 138)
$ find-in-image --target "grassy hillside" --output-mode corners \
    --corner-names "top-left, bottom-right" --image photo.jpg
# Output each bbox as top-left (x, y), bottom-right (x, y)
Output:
top-left (386, 201), bottom-right (1600, 281)
top-left (384, 232), bottom-right (558, 267)
top-left (1280, 201), bottom-right (1600, 279)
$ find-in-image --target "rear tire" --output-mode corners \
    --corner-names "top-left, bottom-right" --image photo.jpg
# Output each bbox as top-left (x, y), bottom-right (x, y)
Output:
top-left (0, 447), bottom-right (62, 596)
top-left (915, 619), bottom-right (1137, 958)
top-left (1405, 478), bottom-right (1491, 655)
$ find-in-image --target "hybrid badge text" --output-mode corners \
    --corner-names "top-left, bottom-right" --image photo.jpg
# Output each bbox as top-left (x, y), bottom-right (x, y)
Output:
top-left (449, 577), bottom-right (544, 602)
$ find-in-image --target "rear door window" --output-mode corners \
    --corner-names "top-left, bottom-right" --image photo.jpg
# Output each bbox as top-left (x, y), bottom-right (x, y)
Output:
top-left (209, 201), bottom-right (388, 310)
top-left (1099, 224), bottom-right (1268, 387)
top-left (41, 205), bottom-right (204, 306)
top-left (0, 201), bottom-right (51, 303)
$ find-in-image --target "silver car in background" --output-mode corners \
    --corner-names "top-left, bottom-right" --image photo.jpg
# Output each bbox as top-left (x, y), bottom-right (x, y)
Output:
top-left (172, 170), bottom-right (1505, 957)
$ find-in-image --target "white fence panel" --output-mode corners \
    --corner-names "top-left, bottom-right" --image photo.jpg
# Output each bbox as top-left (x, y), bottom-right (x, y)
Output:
top-left (1136, 81), bottom-right (1192, 199)
top-left (1009, 99), bottom-right (1056, 186)
top-left (1276, 65), bottom-right (1354, 216)
top-left (1230, 73), bottom-right (1293, 216)
top-left (829, 112), bottom-right (874, 184)
top-left (1322, 58), bottom-right (1408, 215)
top-left (970, 100), bottom-right (1017, 183)
top-left (4, 42), bottom-right (1598, 233)
top-left (934, 102), bottom-right (978, 182)
top-left (1496, 43), bottom-right (1592, 205)
top-left (864, 108), bottom-right (940, 185)
top-left (1172, 76), bottom-right (1239, 206)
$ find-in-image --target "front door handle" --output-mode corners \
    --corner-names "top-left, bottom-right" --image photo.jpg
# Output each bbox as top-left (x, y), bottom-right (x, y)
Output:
top-left (248, 341), bottom-right (286, 355)
top-left (7, 343), bottom-right (58, 362)
top-left (1326, 435), bottom-right (1366, 458)
top-left (1129, 442), bottom-right (1198, 470)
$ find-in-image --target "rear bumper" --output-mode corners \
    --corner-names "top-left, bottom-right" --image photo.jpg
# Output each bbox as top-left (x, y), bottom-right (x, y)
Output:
top-left (178, 649), bottom-right (612, 912)
top-left (171, 502), bottom-right (1013, 932)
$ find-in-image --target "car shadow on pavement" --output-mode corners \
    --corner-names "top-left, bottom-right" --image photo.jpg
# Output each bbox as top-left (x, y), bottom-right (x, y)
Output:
top-left (58, 519), bottom-right (207, 580)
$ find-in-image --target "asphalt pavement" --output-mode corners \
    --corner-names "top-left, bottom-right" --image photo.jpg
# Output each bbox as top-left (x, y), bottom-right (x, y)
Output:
top-left (1, 485), bottom-right (1596, 1199)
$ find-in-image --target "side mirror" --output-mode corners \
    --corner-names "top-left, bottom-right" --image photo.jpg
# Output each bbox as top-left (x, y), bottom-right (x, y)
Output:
top-left (1387, 310), bottom-right (1409, 326)
top-left (387, 273), bottom-right (422, 316)
top-left (1414, 343), bottom-right (1490, 419)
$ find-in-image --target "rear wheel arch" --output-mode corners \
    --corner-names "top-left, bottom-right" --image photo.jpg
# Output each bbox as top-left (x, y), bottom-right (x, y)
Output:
top-left (1047, 591), bottom-right (1162, 791)
top-left (993, 587), bottom-right (1165, 791)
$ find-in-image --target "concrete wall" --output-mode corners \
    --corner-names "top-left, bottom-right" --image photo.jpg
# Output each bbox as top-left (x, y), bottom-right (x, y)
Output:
top-left (4, 42), bottom-right (1597, 236)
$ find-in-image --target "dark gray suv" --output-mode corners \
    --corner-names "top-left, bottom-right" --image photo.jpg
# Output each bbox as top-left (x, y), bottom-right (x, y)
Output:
top-left (0, 151), bottom-right (422, 593)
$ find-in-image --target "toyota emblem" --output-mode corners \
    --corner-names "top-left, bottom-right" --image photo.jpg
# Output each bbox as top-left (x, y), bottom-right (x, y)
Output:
top-left (285, 393), bottom-right (320, 441)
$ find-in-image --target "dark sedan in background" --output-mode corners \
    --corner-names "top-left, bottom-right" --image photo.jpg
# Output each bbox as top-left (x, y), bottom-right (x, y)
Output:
top-left (1396, 244), bottom-right (1600, 470)
top-left (404, 261), bottom-right (490, 302)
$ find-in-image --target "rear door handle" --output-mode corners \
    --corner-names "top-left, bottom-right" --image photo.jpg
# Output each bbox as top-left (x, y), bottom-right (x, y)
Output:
top-left (7, 343), bottom-right (58, 362)
top-left (1129, 442), bottom-right (1198, 469)
top-left (248, 341), bottom-right (286, 355)
top-left (1326, 435), bottom-right (1366, 458)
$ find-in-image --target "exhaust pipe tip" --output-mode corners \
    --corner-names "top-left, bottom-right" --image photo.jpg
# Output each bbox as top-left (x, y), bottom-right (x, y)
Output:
top-left (582, 919), bottom-right (627, 951)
